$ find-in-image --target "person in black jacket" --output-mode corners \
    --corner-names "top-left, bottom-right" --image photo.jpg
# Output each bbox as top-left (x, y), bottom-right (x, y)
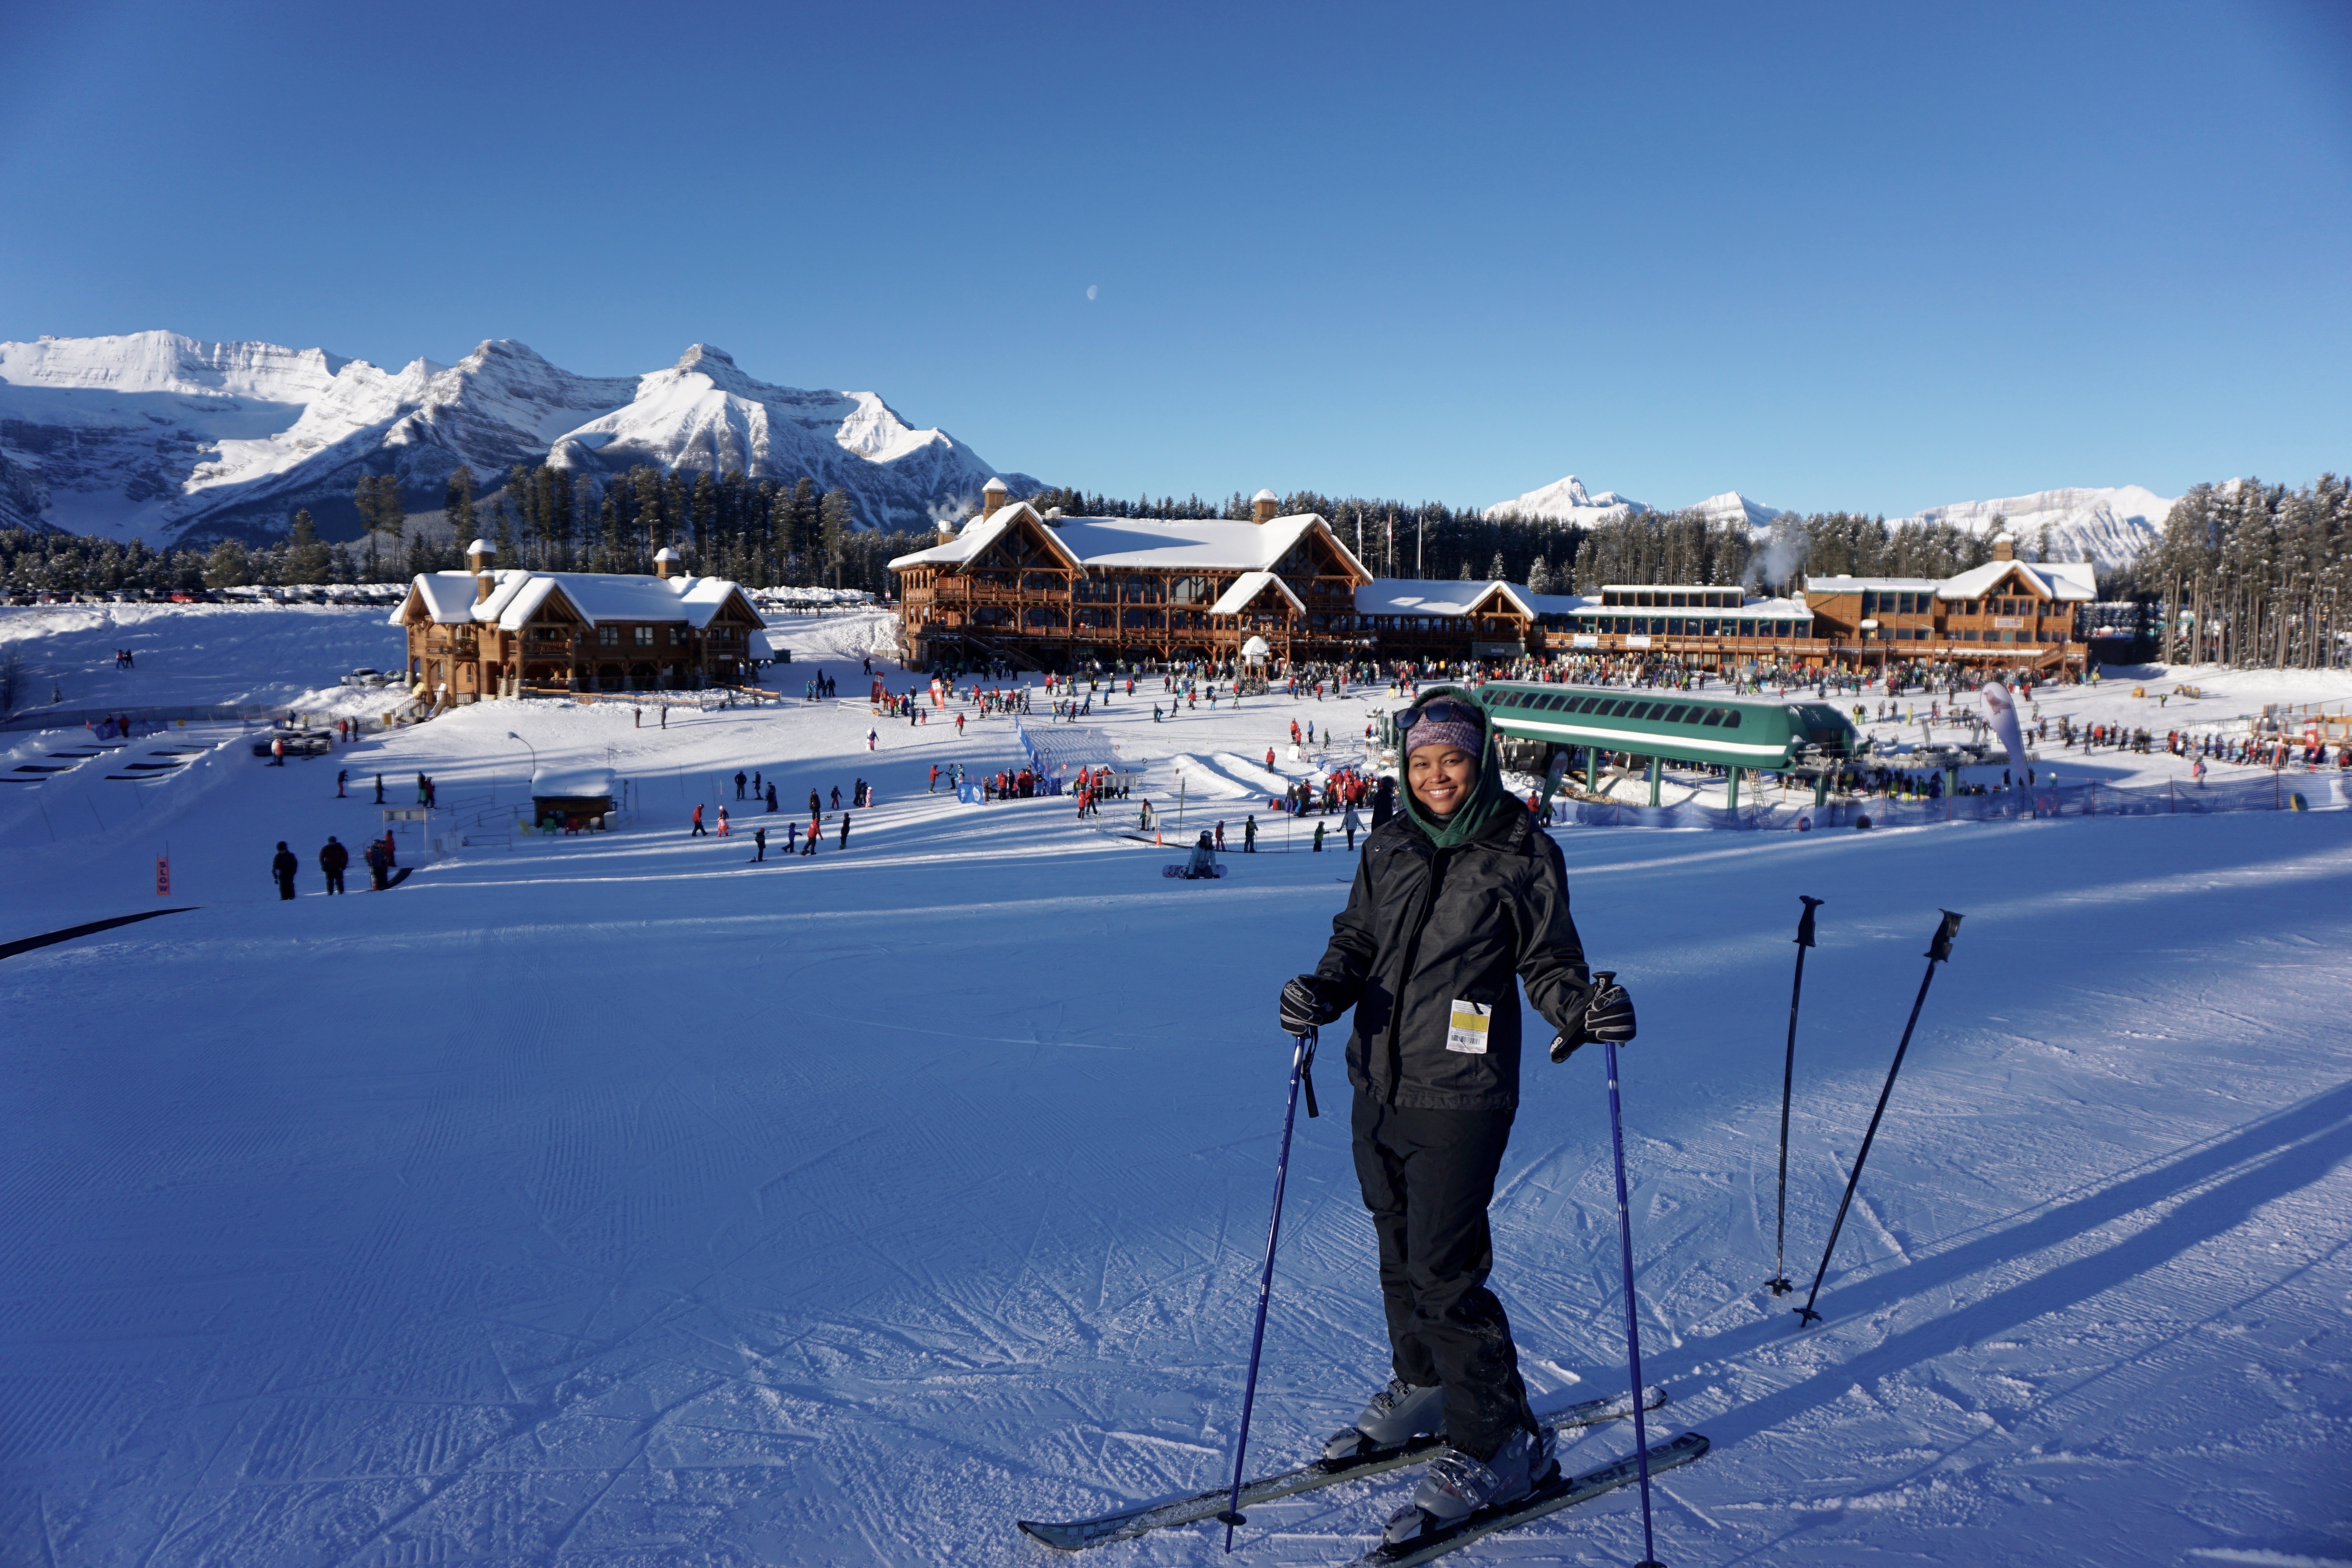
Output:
top-left (271, 841), bottom-right (299, 900)
top-left (1278, 689), bottom-right (1635, 1550)
top-left (318, 835), bottom-right (348, 894)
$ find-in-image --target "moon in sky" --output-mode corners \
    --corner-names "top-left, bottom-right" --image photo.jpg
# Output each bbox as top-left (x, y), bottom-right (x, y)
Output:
top-left (1086, 284), bottom-right (1098, 301)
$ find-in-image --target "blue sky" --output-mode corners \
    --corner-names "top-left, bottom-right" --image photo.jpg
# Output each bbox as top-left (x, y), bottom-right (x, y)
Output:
top-left (2, 1), bottom-right (2346, 517)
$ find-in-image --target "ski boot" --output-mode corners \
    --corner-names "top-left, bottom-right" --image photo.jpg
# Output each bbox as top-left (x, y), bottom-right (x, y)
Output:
top-left (1322, 1377), bottom-right (1446, 1463)
top-left (1380, 1425), bottom-right (1557, 1548)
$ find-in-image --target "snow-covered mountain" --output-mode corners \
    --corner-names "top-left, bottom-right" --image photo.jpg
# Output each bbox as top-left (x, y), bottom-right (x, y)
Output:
top-left (1486, 471), bottom-right (2169, 572)
top-left (1485, 474), bottom-right (1784, 529)
top-left (1483, 474), bottom-right (1648, 524)
top-left (1899, 486), bottom-right (2172, 573)
top-left (0, 331), bottom-right (1039, 544)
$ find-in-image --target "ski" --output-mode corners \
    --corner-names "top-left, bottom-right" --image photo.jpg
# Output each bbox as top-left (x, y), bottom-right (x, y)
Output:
top-left (1015, 1386), bottom-right (1666, 1552)
top-left (1347, 1430), bottom-right (1710, 1568)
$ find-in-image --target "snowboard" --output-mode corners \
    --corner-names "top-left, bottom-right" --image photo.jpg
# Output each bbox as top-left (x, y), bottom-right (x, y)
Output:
top-left (380, 867), bottom-right (413, 889)
top-left (1161, 864), bottom-right (1229, 878)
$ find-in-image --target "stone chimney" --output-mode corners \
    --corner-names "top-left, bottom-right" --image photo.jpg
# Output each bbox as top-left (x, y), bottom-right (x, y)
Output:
top-left (475, 571), bottom-right (495, 605)
top-left (936, 516), bottom-right (959, 545)
top-left (466, 538), bottom-right (493, 573)
top-left (1250, 488), bottom-right (1279, 524)
top-left (980, 477), bottom-right (1008, 521)
top-left (653, 546), bottom-right (680, 580)
top-left (1991, 531), bottom-right (2015, 562)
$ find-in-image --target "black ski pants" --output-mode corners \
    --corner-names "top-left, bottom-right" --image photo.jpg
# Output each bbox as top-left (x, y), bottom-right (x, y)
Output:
top-left (1351, 1092), bottom-right (1534, 1462)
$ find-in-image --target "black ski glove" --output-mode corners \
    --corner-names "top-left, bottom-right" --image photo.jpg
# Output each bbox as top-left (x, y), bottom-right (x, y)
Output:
top-left (1279, 975), bottom-right (1344, 1036)
top-left (1549, 976), bottom-right (1637, 1062)
top-left (1582, 980), bottom-right (1637, 1043)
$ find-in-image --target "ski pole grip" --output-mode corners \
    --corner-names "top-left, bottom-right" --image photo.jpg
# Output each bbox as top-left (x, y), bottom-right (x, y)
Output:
top-left (1296, 1030), bottom-right (1320, 1119)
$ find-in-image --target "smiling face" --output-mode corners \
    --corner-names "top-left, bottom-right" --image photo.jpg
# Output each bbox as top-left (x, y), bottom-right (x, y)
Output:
top-left (1407, 744), bottom-right (1477, 818)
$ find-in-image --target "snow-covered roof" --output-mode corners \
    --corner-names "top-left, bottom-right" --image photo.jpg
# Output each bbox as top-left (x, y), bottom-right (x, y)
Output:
top-left (1354, 579), bottom-right (1550, 617)
top-left (1251, 488), bottom-right (1279, 503)
top-left (1801, 575), bottom-right (1942, 593)
top-left (466, 537), bottom-right (491, 555)
top-left (1936, 559), bottom-right (2096, 602)
top-left (982, 475), bottom-right (1008, 491)
top-left (1054, 514), bottom-right (1371, 577)
top-left (748, 630), bottom-right (775, 660)
top-left (1209, 571), bottom-right (1306, 616)
top-left (530, 766), bottom-right (617, 799)
top-left (1806, 562), bottom-right (2095, 603)
top-left (391, 569), bottom-right (757, 630)
top-left (403, 574), bottom-right (482, 624)
top-left (885, 504), bottom-right (1083, 571)
top-left (653, 546), bottom-right (679, 562)
top-left (887, 509), bottom-right (1373, 581)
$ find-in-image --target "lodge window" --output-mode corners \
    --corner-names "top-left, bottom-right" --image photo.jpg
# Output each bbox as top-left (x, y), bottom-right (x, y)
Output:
top-left (599, 626), bottom-right (619, 646)
top-left (634, 626), bottom-right (655, 646)
top-left (1022, 572), bottom-right (1060, 593)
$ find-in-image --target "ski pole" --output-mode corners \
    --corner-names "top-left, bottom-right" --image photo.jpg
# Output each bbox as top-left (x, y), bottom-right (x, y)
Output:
top-left (1766, 897), bottom-right (1824, 1296)
top-left (1219, 1027), bottom-right (1318, 1552)
top-left (1793, 911), bottom-right (1962, 1328)
top-left (1595, 973), bottom-right (1666, 1568)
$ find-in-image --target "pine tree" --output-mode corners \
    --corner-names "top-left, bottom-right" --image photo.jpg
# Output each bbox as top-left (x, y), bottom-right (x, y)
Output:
top-left (1527, 554), bottom-right (1553, 595)
top-left (285, 510), bottom-right (331, 583)
top-left (820, 488), bottom-right (855, 584)
top-left (201, 538), bottom-right (250, 589)
top-left (444, 466), bottom-right (477, 544)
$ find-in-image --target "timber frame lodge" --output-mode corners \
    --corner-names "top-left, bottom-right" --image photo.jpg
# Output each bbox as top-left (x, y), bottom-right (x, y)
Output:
top-left (889, 483), bottom-right (2095, 677)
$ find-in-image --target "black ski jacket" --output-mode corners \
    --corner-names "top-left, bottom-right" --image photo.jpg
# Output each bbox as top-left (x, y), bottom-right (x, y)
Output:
top-left (1312, 805), bottom-right (1590, 1111)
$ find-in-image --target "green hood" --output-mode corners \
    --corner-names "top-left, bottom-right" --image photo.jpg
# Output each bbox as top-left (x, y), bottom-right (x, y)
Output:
top-left (1397, 684), bottom-right (1512, 850)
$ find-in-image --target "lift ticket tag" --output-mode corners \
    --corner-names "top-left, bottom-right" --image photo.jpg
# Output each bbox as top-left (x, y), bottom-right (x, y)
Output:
top-left (1446, 1000), bottom-right (1492, 1054)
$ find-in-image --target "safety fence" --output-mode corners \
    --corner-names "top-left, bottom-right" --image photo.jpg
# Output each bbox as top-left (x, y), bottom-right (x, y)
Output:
top-left (1559, 769), bottom-right (2348, 830)
top-left (1, 703), bottom-right (287, 732)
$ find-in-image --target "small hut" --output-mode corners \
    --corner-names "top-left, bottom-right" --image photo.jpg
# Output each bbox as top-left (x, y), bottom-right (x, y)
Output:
top-left (530, 766), bottom-right (618, 832)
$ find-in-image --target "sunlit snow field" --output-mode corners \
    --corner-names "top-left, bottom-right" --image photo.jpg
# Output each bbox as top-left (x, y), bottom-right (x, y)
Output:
top-left (0, 603), bottom-right (2347, 1567)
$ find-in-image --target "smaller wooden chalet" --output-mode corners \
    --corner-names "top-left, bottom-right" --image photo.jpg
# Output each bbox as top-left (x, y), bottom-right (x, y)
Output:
top-left (390, 542), bottom-right (768, 701)
top-left (890, 483), bottom-right (1375, 669)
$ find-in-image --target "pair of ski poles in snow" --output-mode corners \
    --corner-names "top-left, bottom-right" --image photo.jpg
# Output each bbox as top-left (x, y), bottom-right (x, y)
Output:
top-left (1220, 972), bottom-right (1668, 1566)
top-left (1767, 902), bottom-right (1964, 1327)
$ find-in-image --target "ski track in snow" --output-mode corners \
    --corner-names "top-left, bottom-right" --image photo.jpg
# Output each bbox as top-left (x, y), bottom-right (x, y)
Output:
top-left (0, 613), bottom-right (2348, 1565)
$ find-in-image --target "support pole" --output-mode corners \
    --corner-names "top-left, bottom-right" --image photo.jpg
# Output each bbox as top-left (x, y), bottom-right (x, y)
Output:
top-left (1794, 911), bottom-right (1962, 1327)
top-left (1647, 755), bottom-right (1662, 807)
top-left (1727, 766), bottom-right (1741, 809)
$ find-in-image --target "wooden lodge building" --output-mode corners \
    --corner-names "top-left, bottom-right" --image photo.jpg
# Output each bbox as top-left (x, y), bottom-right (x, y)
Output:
top-left (390, 541), bottom-right (768, 702)
top-left (890, 484), bottom-right (2095, 677)
top-left (890, 484), bottom-right (1376, 670)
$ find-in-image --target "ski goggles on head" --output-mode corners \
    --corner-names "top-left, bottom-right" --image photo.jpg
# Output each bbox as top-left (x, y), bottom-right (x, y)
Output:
top-left (1395, 698), bottom-right (1484, 755)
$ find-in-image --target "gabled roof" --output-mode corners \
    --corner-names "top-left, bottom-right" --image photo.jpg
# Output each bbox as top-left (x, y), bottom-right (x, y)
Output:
top-left (1209, 571), bottom-right (1306, 616)
top-left (884, 502), bottom-right (1085, 572)
top-left (391, 569), bottom-right (760, 630)
top-left (1355, 579), bottom-right (1568, 617)
top-left (889, 510), bottom-right (1374, 582)
top-left (1938, 559), bottom-right (2096, 602)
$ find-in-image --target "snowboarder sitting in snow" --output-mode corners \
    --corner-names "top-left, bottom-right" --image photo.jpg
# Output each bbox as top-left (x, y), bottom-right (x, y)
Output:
top-left (1180, 830), bottom-right (1218, 879)
top-left (1275, 690), bottom-right (1635, 1551)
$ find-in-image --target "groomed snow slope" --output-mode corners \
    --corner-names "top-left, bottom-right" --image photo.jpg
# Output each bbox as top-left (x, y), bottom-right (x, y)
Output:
top-left (0, 621), bottom-right (2346, 1567)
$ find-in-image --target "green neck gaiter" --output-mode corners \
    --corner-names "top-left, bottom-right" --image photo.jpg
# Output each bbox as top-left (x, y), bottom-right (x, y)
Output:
top-left (1398, 684), bottom-right (1510, 850)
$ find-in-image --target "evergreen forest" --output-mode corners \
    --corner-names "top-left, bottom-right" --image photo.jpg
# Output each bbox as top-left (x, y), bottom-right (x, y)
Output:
top-left (3, 468), bottom-right (2345, 671)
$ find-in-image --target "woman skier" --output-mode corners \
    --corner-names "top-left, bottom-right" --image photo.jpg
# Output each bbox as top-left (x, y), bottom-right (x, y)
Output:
top-left (1276, 690), bottom-right (1635, 1550)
